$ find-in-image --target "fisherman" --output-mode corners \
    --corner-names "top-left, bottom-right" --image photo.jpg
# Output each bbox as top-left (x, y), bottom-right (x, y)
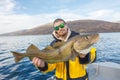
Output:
top-left (32, 18), bottom-right (97, 80)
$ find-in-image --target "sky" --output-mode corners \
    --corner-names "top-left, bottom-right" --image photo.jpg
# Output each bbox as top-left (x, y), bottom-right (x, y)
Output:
top-left (0, 0), bottom-right (120, 34)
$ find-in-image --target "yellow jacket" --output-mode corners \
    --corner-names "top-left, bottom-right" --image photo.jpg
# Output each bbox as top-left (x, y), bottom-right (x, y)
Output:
top-left (39, 48), bottom-right (96, 80)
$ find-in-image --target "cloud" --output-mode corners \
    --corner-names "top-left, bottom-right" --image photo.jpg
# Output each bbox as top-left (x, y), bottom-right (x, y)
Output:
top-left (87, 9), bottom-right (120, 21)
top-left (0, 13), bottom-right (82, 34)
top-left (0, 0), bottom-right (120, 34)
top-left (112, 12), bottom-right (120, 21)
top-left (0, 0), bottom-right (16, 14)
top-left (0, 9), bottom-right (120, 34)
top-left (86, 9), bottom-right (113, 20)
top-left (0, 0), bottom-right (83, 34)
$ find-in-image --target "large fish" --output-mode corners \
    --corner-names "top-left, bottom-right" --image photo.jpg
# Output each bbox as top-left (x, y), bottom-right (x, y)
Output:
top-left (11, 34), bottom-right (99, 63)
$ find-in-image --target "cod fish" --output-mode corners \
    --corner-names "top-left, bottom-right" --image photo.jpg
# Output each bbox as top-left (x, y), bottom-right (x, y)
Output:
top-left (11, 34), bottom-right (99, 63)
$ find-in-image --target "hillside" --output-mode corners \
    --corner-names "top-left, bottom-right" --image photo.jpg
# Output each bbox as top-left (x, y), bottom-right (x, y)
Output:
top-left (1, 20), bottom-right (120, 36)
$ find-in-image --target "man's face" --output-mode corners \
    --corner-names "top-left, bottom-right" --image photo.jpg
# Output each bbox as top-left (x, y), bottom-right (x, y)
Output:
top-left (53, 21), bottom-right (68, 36)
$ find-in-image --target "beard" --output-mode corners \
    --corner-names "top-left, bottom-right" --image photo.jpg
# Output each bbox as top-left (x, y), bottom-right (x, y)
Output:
top-left (58, 29), bottom-right (68, 36)
top-left (54, 27), bottom-right (68, 38)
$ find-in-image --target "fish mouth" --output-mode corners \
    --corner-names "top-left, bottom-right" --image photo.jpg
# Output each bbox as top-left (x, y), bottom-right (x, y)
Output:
top-left (91, 38), bottom-right (99, 44)
top-left (91, 34), bottom-right (99, 44)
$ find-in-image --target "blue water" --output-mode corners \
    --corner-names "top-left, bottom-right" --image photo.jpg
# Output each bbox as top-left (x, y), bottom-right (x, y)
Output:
top-left (0, 33), bottom-right (120, 80)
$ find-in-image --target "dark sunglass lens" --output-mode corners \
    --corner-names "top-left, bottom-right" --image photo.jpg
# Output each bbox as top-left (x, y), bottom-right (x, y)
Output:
top-left (54, 26), bottom-right (59, 30)
top-left (60, 23), bottom-right (64, 28)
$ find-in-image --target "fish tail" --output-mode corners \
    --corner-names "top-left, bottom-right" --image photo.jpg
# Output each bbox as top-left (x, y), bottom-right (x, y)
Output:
top-left (11, 51), bottom-right (25, 63)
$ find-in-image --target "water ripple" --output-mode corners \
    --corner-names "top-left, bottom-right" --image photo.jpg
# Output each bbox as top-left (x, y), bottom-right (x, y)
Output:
top-left (0, 33), bottom-right (120, 80)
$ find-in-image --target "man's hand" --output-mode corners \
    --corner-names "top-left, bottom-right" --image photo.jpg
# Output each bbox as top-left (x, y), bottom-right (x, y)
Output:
top-left (32, 57), bottom-right (45, 67)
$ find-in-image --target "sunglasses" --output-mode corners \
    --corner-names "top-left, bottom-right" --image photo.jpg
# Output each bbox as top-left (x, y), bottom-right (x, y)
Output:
top-left (54, 23), bottom-right (65, 31)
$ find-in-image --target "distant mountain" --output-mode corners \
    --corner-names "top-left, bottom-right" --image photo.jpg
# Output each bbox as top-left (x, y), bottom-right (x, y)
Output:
top-left (1, 20), bottom-right (120, 36)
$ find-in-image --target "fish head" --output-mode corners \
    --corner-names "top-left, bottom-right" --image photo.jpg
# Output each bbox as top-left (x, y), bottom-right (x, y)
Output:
top-left (73, 33), bottom-right (99, 50)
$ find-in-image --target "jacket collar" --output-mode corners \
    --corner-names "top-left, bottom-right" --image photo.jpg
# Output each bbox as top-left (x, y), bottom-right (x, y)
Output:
top-left (52, 28), bottom-right (71, 42)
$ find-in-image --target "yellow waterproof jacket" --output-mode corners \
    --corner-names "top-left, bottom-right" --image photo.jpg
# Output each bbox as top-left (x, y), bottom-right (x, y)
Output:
top-left (39, 48), bottom-right (96, 80)
top-left (38, 31), bottom-right (97, 80)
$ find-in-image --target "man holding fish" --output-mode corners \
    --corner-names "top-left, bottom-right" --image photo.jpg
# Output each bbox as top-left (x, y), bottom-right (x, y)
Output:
top-left (32, 18), bottom-right (99, 80)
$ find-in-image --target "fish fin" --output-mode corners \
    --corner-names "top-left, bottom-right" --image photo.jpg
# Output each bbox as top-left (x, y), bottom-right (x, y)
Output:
top-left (52, 41), bottom-right (65, 48)
top-left (11, 51), bottom-right (25, 63)
top-left (26, 44), bottom-right (40, 53)
top-left (26, 44), bottom-right (41, 61)
top-left (42, 46), bottom-right (55, 51)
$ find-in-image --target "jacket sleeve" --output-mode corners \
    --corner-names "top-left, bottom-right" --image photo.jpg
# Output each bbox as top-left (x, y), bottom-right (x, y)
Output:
top-left (79, 47), bottom-right (97, 64)
top-left (37, 63), bottom-right (56, 73)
